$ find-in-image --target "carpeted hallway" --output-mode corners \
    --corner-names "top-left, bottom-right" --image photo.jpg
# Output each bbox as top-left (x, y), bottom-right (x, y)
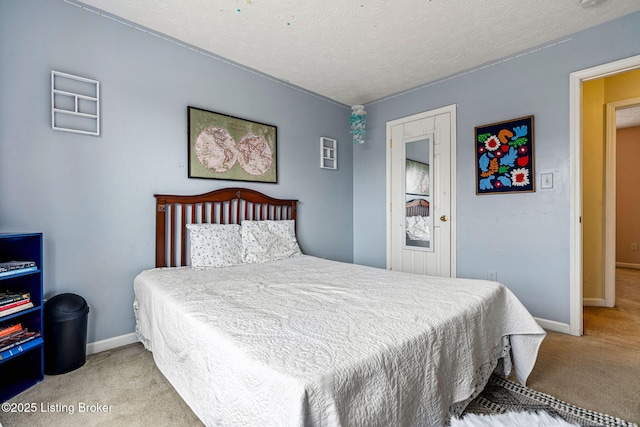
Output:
top-left (0, 268), bottom-right (638, 427)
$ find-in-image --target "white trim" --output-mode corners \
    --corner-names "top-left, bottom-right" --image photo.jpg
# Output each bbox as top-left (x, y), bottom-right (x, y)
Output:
top-left (574, 55), bottom-right (640, 82)
top-left (606, 97), bottom-right (640, 304)
top-left (583, 298), bottom-right (606, 307)
top-left (604, 103), bottom-right (617, 308)
top-left (534, 317), bottom-right (571, 335)
top-left (569, 71), bottom-right (584, 337)
top-left (569, 54), bottom-right (640, 337)
top-left (450, 106), bottom-right (457, 277)
top-left (386, 121), bottom-right (393, 268)
top-left (617, 262), bottom-right (640, 270)
top-left (86, 332), bottom-right (138, 355)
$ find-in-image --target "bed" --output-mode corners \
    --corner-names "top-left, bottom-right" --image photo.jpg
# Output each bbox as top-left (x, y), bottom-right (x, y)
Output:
top-left (134, 187), bottom-right (546, 427)
top-left (406, 198), bottom-right (431, 248)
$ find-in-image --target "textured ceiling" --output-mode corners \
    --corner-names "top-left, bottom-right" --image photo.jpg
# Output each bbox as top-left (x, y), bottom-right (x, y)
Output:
top-left (77, 0), bottom-right (640, 106)
top-left (617, 106), bottom-right (640, 129)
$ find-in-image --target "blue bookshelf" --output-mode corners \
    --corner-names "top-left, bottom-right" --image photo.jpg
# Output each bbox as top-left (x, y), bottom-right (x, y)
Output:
top-left (0, 233), bottom-right (44, 402)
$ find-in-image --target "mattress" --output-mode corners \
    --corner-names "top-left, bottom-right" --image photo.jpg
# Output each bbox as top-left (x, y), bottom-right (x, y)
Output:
top-left (134, 255), bottom-right (545, 427)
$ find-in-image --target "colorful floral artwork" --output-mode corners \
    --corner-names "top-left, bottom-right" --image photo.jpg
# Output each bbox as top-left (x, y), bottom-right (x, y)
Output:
top-left (475, 115), bottom-right (535, 194)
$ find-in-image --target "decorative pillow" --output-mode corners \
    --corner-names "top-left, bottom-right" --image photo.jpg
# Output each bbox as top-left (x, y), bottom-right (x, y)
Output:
top-left (241, 220), bottom-right (302, 264)
top-left (186, 224), bottom-right (243, 268)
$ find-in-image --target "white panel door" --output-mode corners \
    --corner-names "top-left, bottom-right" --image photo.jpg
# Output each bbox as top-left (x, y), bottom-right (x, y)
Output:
top-left (387, 105), bottom-right (455, 276)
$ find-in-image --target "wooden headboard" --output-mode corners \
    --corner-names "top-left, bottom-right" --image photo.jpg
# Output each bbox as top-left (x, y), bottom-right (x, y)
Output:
top-left (406, 198), bottom-right (429, 217)
top-left (154, 187), bottom-right (298, 268)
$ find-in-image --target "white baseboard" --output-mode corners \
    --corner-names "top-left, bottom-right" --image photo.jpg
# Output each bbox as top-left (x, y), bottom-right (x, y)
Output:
top-left (583, 298), bottom-right (606, 307)
top-left (616, 262), bottom-right (640, 270)
top-left (534, 317), bottom-right (571, 335)
top-left (86, 332), bottom-right (138, 355)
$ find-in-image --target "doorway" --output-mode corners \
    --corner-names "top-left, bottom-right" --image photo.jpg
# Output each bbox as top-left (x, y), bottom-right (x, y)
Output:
top-left (602, 100), bottom-right (640, 307)
top-left (569, 54), bottom-right (640, 336)
top-left (385, 104), bottom-right (457, 277)
top-left (612, 104), bottom-right (640, 273)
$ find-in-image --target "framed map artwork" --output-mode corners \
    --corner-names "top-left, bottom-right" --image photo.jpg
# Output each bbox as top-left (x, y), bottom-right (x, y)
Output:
top-left (188, 106), bottom-right (277, 183)
top-left (475, 115), bottom-right (535, 195)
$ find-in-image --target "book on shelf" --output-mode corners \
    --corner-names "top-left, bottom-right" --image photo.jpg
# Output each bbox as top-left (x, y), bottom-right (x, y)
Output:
top-left (0, 327), bottom-right (30, 343)
top-left (0, 330), bottom-right (40, 352)
top-left (0, 329), bottom-right (28, 346)
top-left (0, 302), bottom-right (34, 317)
top-left (0, 292), bottom-right (30, 306)
top-left (0, 323), bottom-right (22, 339)
top-left (0, 261), bottom-right (36, 272)
top-left (0, 298), bottom-right (32, 312)
top-left (0, 265), bottom-right (37, 278)
top-left (0, 336), bottom-right (43, 361)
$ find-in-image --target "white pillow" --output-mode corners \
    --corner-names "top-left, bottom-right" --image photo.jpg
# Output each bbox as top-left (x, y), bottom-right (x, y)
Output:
top-left (186, 223), bottom-right (243, 268)
top-left (241, 220), bottom-right (302, 264)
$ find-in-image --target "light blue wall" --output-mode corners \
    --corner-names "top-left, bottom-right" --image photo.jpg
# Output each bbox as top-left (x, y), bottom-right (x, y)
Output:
top-left (0, 0), bottom-right (353, 343)
top-left (3, 1), bottom-right (639, 343)
top-left (354, 11), bottom-right (640, 324)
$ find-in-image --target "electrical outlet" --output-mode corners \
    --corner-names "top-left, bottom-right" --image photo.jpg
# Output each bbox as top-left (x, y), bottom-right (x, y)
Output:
top-left (632, 243), bottom-right (638, 251)
top-left (488, 271), bottom-right (498, 281)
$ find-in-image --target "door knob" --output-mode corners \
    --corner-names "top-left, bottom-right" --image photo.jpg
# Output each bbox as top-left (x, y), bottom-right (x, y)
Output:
top-left (440, 215), bottom-right (448, 222)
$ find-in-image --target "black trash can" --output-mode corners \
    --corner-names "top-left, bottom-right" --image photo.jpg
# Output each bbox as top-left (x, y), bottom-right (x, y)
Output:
top-left (44, 293), bottom-right (89, 375)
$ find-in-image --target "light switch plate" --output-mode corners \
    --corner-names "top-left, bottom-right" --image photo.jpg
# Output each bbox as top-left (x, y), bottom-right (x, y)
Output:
top-left (540, 173), bottom-right (553, 189)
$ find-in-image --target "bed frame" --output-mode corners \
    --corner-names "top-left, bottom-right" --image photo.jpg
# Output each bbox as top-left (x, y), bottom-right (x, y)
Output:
top-left (154, 187), bottom-right (298, 268)
top-left (406, 198), bottom-right (429, 217)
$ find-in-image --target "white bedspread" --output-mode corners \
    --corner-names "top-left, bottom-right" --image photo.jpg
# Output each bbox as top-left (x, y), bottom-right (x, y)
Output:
top-left (134, 255), bottom-right (545, 427)
top-left (406, 215), bottom-right (431, 241)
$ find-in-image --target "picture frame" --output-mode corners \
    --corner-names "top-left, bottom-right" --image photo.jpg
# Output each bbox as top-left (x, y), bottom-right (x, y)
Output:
top-left (475, 115), bottom-right (535, 194)
top-left (406, 159), bottom-right (430, 196)
top-left (188, 106), bottom-right (277, 183)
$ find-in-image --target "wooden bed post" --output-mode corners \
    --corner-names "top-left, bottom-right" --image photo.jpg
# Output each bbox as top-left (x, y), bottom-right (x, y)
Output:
top-left (155, 199), bottom-right (167, 268)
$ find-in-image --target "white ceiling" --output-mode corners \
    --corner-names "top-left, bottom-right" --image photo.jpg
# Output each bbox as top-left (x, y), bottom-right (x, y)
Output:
top-left (78, 0), bottom-right (640, 106)
top-left (617, 106), bottom-right (640, 129)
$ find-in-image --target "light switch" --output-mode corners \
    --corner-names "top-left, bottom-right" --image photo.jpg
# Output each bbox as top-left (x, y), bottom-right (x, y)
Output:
top-left (540, 173), bottom-right (553, 189)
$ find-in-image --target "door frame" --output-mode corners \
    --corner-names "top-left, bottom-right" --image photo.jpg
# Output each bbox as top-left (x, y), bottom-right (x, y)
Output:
top-left (569, 54), bottom-right (640, 336)
top-left (605, 98), bottom-right (640, 306)
top-left (385, 104), bottom-right (457, 275)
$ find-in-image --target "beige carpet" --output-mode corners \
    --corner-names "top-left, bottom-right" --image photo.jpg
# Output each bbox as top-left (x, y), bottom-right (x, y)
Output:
top-left (0, 341), bottom-right (203, 427)
top-left (1, 268), bottom-right (638, 427)
top-left (526, 267), bottom-right (640, 425)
